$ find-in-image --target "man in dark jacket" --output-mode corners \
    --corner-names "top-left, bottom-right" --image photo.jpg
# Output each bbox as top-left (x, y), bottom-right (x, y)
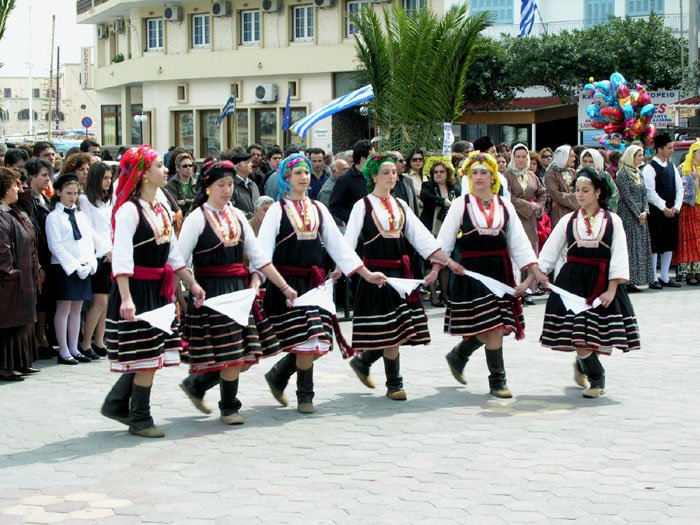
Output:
top-left (328, 139), bottom-right (374, 225)
top-left (230, 152), bottom-right (260, 219)
top-left (390, 151), bottom-right (419, 215)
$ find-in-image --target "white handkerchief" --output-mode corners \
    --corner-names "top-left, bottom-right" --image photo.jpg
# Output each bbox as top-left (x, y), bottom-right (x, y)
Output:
top-left (203, 289), bottom-right (257, 326)
top-left (463, 269), bottom-right (516, 298)
top-left (547, 283), bottom-right (602, 314)
top-left (293, 279), bottom-right (336, 316)
top-left (386, 277), bottom-right (424, 299)
top-left (135, 303), bottom-right (176, 335)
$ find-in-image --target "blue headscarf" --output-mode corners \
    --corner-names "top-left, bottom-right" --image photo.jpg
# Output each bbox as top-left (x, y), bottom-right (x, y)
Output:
top-left (276, 153), bottom-right (311, 200)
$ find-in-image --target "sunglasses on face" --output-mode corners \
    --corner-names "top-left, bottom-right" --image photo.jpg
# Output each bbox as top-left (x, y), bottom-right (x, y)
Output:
top-left (542, 154), bottom-right (552, 159)
top-left (397, 159), bottom-right (406, 163)
top-left (180, 164), bottom-right (194, 169)
top-left (411, 158), bottom-right (424, 162)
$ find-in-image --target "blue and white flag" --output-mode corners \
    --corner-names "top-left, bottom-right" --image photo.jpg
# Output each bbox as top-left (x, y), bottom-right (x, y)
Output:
top-left (282, 87), bottom-right (292, 132)
top-left (290, 84), bottom-right (374, 139)
top-left (519, 0), bottom-right (536, 37)
top-left (215, 93), bottom-right (236, 126)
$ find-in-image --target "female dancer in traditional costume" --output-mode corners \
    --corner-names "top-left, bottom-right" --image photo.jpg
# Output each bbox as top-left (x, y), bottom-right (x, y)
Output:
top-left (441, 152), bottom-right (547, 397)
top-left (101, 145), bottom-right (205, 437)
top-left (260, 153), bottom-right (386, 414)
top-left (178, 160), bottom-right (296, 424)
top-left (527, 167), bottom-right (640, 398)
top-left (343, 151), bottom-right (465, 399)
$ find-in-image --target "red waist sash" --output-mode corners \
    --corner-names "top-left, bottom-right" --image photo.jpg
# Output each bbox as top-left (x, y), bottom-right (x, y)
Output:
top-left (362, 255), bottom-right (412, 279)
top-left (195, 263), bottom-right (249, 285)
top-left (566, 256), bottom-right (609, 306)
top-left (133, 264), bottom-right (174, 299)
top-left (276, 264), bottom-right (325, 289)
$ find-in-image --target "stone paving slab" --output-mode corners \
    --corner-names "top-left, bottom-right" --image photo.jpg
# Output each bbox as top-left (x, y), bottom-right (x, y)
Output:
top-left (1, 286), bottom-right (700, 523)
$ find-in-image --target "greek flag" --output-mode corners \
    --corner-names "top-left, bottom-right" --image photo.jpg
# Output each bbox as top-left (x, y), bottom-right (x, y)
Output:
top-left (214, 93), bottom-right (236, 126)
top-left (290, 84), bottom-right (375, 139)
top-left (519, 0), bottom-right (536, 37)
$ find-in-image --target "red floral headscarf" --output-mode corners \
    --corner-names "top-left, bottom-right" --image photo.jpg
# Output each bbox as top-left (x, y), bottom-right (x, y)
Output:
top-left (111, 144), bottom-right (159, 233)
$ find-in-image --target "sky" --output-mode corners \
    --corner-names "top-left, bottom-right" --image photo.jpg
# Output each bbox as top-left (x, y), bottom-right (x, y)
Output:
top-left (0, 0), bottom-right (94, 77)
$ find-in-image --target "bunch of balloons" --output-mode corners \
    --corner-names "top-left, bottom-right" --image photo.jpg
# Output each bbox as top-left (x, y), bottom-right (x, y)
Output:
top-left (584, 72), bottom-right (657, 156)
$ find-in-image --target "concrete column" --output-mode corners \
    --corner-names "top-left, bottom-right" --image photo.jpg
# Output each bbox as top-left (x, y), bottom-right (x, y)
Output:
top-left (121, 85), bottom-right (131, 146)
top-left (690, 0), bottom-right (699, 66)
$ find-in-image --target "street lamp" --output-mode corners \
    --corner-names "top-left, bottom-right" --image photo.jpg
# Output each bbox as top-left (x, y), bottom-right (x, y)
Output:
top-left (133, 113), bottom-right (148, 145)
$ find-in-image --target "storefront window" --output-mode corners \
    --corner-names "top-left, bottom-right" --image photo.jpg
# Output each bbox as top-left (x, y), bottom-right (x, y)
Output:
top-left (199, 110), bottom-right (221, 158)
top-left (254, 109), bottom-right (277, 149)
top-left (228, 111), bottom-right (248, 148)
top-left (101, 105), bottom-right (121, 145)
top-left (174, 111), bottom-right (194, 150)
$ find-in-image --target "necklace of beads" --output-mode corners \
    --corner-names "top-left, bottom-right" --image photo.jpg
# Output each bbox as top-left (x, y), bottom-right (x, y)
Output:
top-left (378, 196), bottom-right (398, 229)
top-left (291, 198), bottom-right (313, 232)
top-left (581, 207), bottom-right (600, 237)
top-left (209, 206), bottom-right (236, 241)
top-left (149, 201), bottom-right (171, 238)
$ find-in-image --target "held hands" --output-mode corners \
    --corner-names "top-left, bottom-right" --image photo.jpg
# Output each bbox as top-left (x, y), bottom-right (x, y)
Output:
top-left (120, 298), bottom-right (136, 321)
top-left (423, 270), bottom-right (438, 286)
top-left (329, 266), bottom-right (343, 282)
top-left (531, 266), bottom-right (550, 288)
top-left (598, 289), bottom-right (616, 308)
top-left (445, 259), bottom-right (466, 276)
top-left (250, 273), bottom-right (262, 293)
top-left (190, 283), bottom-right (206, 308)
top-left (663, 207), bottom-right (675, 218)
top-left (513, 283), bottom-right (529, 297)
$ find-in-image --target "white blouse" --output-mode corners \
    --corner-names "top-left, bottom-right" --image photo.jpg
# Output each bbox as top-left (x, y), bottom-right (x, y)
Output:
top-left (437, 194), bottom-right (536, 271)
top-left (344, 194), bottom-right (441, 260)
top-left (112, 200), bottom-right (186, 277)
top-left (46, 202), bottom-right (97, 275)
top-left (257, 198), bottom-right (363, 276)
top-left (179, 203), bottom-right (271, 271)
top-left (538, 209), bottom-right (629, 281)
top-left (78, 194), bottom-right (112, 258)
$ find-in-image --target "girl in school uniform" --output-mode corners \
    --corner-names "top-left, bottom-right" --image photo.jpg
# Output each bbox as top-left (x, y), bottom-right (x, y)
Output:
top-left (46, 173), bottom-right (97, 365)
top-left (343, 151), bottom-right (465, 400)
top-left (178, 160), bottom-right (296, 425)
top-left (101, 145), bottom-right (205, 438)
top-left (78, 162), bottom-right (114, 359)
top-left (439, 152), bottom-right (548, 398)
top-left (259, 153), bottom-right (386, 414)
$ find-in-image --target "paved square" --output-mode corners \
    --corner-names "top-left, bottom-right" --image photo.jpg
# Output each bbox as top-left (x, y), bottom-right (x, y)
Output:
top-left (1, 287), bottom-right (699, 523)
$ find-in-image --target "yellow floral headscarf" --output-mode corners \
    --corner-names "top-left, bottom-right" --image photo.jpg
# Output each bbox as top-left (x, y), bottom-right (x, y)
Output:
top-left (681, 140), bottom-right (700, 175)
top-left (459, 151), bottom-right (501, 195)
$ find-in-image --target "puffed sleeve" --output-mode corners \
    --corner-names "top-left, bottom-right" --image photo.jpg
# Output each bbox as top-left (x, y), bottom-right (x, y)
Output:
top-left (609, 213), bottom-right (630, 282)
top-left (537, 212), bottom-right (572, 274)
top-left (257, 200), bottom-right (283, 259)
top-left (46, 211), bottom-right (81, 275)
top-left (401, 199), bottom-right (441, 260)
top-left (317, 201), bottom-right (363, 276)
top-left (343, 199), bottom-right (365, 251)
top-left (237, 208), bottom-right (271, 271)
top-left (178, 207), bottom-right (205, 266)
top-left (503, 199), bottom-right (537, 270)
top-left (437, 194), bottom-right (466, 255)
top-left (111, 202), bottom-right (139, 277)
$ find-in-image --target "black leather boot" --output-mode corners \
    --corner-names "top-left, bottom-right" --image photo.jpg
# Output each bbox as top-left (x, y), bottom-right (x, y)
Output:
top-left (180, 371), bottom-right (219, 414)
top-left (485, 347), bottom-right (512, 398)
top-left (101, 373), bottom-right (134, 426)
top-left (219, 378), bottom-right (244, 425)
top-left (580, 353), bottom-right (606, 398)
top-left (128, 384), bottom-right (164, 438)
top-left (349, 350), bottom-right (383, 389)
top-left (296, 366), bottom-right (315, 414)
top-left (445, 337), bottom-right (484, 385)
top-left (383, 356), bottom-right (406, 401)
top-left (265, 352), bottom-right (297, 406)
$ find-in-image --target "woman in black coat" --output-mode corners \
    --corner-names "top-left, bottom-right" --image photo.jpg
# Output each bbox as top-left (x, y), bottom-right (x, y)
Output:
top-left (420, 159), bottom-right (460, 306)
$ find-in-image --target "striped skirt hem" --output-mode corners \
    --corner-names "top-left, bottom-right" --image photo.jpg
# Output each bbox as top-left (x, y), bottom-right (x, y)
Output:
top-left (444, 295), bottom-right (523, 338)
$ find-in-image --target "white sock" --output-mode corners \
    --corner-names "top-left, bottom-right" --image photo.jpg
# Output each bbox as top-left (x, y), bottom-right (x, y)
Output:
top-left (651, 253), bottom-right (658, 282)
top-left (660, 252), bottom-right (673, 282)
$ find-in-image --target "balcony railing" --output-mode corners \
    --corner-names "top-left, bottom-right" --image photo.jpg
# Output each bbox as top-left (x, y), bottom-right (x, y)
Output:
top-left (480, 14), bottom-right (689, 39)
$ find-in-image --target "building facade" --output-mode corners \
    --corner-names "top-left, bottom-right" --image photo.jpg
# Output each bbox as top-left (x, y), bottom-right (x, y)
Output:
top-left (76, 0), bottom-right (442, 157)
top-left (0, 64), bottom-right (99, 141)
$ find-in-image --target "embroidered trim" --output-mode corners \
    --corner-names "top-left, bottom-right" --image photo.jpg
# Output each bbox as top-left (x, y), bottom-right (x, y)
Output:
top-left (573, 210), bottom-right (607, 248)
top-left (204, 206), bottom-right (241, 246)
top-left (369, 196), bottom-right (405, 239)
top-left (283, 198), bottom-right (319, 240)
top-left (465, 194), bottom-right (505, 237)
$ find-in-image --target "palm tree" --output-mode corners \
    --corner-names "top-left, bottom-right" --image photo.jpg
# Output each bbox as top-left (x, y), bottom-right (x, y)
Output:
top-left (351, 4), bottom-right (494, 152)
top-left (0, 0), bottom-right (16, 70)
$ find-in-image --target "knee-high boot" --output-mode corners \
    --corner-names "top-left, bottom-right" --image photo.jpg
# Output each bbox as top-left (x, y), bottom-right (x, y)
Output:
top-left (101, 373), bottom-right (135, 426)
top-left (264, 352), bottom-right (298, 406)
top-left (445, 337), bottom-right (484, 385)
top-left (485, 347), bottom-right (512, 398)
top-left (219, 378), bottom-right (244, 425)
top-left (579, 353), bottom-right (606, 398)
top-left (128, 384), bottom-right (164, 438)
top-left (349, 350), bottom-right (383, 389)
top-left (180, 371), bottom-right (219, 414)
top-left (296, 366), bottom-right (315, 414)
top-left (383, 356), bottom-right (407, 401)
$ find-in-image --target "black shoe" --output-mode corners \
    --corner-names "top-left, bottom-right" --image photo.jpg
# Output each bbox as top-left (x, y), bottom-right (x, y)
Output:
top-left (296, 366), bottom-right (315, 414)
top-left (71, 353), bottom-right (92, 363)
top-left (445, 337), bottom-right (484, 385)
top-left (649, 281), bottom-right (663, 290)
top-left (522, 296), bottom-right (535, 306)
top-left (37, 346), bottom-right (55, 360)
top-left (0, 372), bottom-right (24, 381)
top-left (57, 355), bottom-right (79, 365)
top-left (91, 343), bottom-right (107, 357)
top-left (531, 289), bottom-right (546, 296)
top-left (660, 279), bottom-right (681, 288)
top-left (265, 353), bottom-right (298, 407)
top-left (81, 345), bottom-right (101, 360)
top-left (16, 367), bottom-right (40, 374)
top-left (626, 284), bottom-right (641, 293)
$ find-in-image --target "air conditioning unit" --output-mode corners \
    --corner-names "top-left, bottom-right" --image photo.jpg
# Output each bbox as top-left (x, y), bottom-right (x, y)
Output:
top-left (97, 24), bottom-right (109, 39)
top-left (314, 0), bottom-right (334, 7)
top-left (255, 84), bottom-right (278, 103)
top-left (262, 0), bottom-right (281, 13)
top-left (112, 18), bottom-right (125, 33)
top-left (212, 0), bottom-right (232, 16)
top-left (163, 5), bottom-right (183, 21)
